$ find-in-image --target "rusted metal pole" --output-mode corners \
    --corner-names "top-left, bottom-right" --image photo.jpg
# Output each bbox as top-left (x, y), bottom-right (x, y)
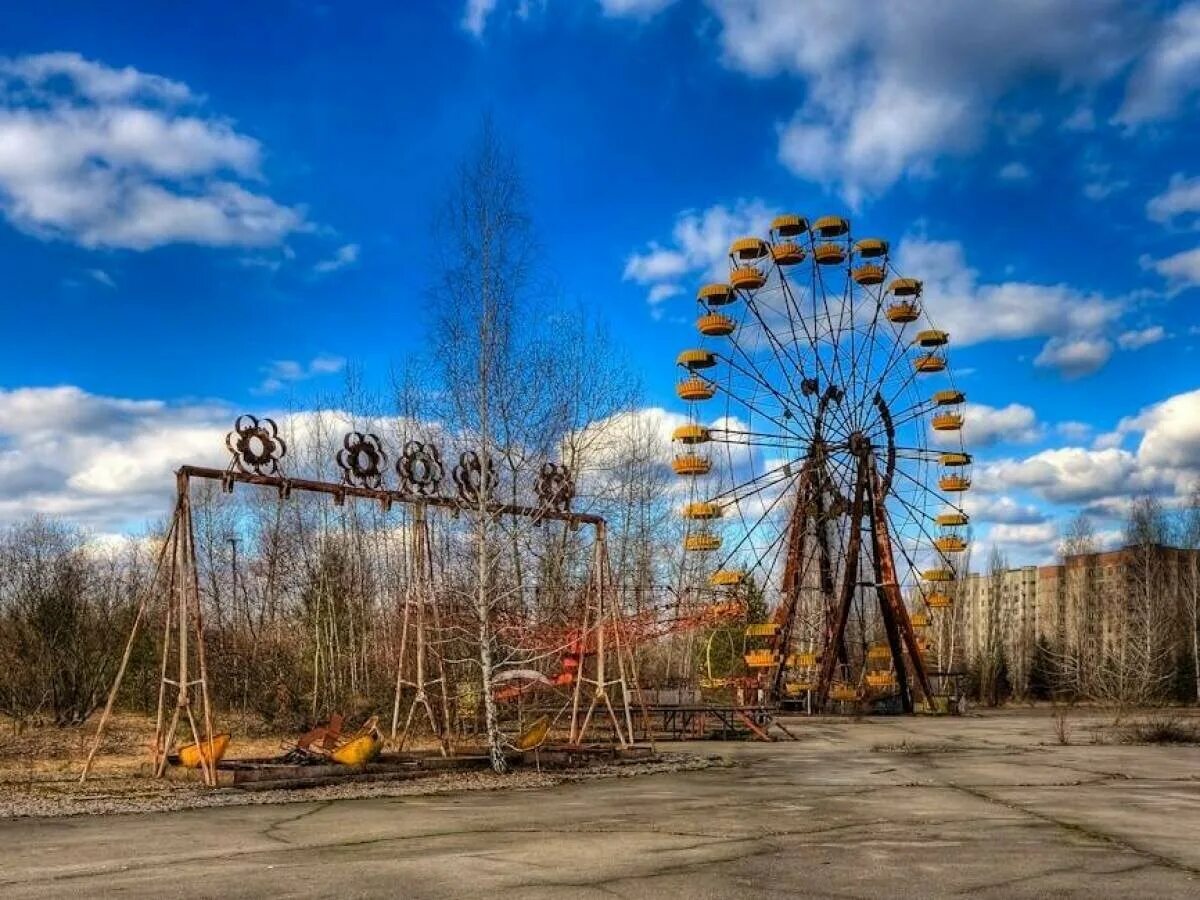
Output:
top-left (815, 457), bottom-right (869, 710)
top-left (868, 463), bottom-right (935, 708)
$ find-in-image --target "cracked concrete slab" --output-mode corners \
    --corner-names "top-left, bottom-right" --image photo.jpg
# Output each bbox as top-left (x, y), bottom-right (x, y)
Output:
top-left (1, 709), bottom-right (1197, 898)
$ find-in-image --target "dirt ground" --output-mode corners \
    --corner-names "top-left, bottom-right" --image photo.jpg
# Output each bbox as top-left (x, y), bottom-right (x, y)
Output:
top-left (0, 712), bottom-right (707, 818)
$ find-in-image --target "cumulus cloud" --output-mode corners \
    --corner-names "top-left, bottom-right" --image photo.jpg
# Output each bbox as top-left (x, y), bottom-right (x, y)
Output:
top-left (1147, 173), bottom-right (1200, 225)
top-left (895, 237), bottom-right (1122, 359)
top-left (1117, 325), bottom-right (1167, 350)
top-left (1144, 246), bottom-right (1200, 291)
top-left (461, 0), bottom-right (499, 37)
top-left (0, 52), bottom-right (307, 250)
top-left (1116, 2), bottom-right (1200, 126)
top-left (997, 162), bottom-right (1030, 181)
top-left (974, 387), bottom-right (1200, 515)
top-left (988, 521), bottom-right (1059, 547)
top-left (0, 386), bottom-right (230, 531)
top-left (255, 354), bottom-right (346, 394)
top-left (1033, 335), bottom-right (1113, 378)
top-left (623, 198), bottom-right (777, 306)
top-left (964, 494), bottom-right (1048, 526)
top-left (933, 402), bottom-right (1040, 449)
top-left (313, 242), bottom-right (360, 274)
top-left (707, 0), bottom-right (1139, 201)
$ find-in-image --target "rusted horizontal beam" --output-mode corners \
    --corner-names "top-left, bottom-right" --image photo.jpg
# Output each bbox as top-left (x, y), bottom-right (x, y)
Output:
top-left (177, 465), bottom-right (605, 526)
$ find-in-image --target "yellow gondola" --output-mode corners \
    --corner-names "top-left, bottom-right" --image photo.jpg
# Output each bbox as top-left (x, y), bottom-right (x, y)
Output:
top-left (923, 567), bottom-right (955, 582)
top-left (744, 649), bottom-right (779, 668)
top-left (867, 643), bottom-right (891, 661)
top-left (684, 533), bottom-right (721, 552)
top-left (672, 424), bottom-right (710, 444)
top-left (672, 454), bottom-right (711, 475)
top-left (940, 474), bottom-right (970, 492)
top-left (934, 536), bottom-right (968, 553)
top-left (697, 312), bottom-right (735, 337)
top-left (813, 242), bottom-right (846, 265)
top-left (793, 651), bottom-right (817, 667)
top-left (682, 501), bottom-right (721, 520)
top-left (910, 612), bottom-right (929, 628)
top-left (888, 277), bottom-right (922, 296)
top-left (771, 242), bottom-right (806, 265)
top-left (933, 389), bottom-right (965, 406)
top-left (852, 264), bottom-right (884, 285)
top-left (746, 623), bottom-right (779, 637)
top-left (866, 672), bottom-right (896, 688)
top-left (771, 214), bottom-right (809, 237)
top-left (830, 683), bottom-right (857, 702)
top-left (177, 733), bottom-right (230, 769)
top-left (677, 376), bottom-right (715, 402)
top-left (932, 413), bottom-right (963, 431)
top-left (677, 348), bottom-right (716, 369)
top-left (729, 237), bottom-right (770, 260)
top-left (813, 215), bottom-right (849, 237)
top-left (730, 266), bottom-right (766, 290)
top-left (914, 354), bottom-right (947, 373)
top-left (927, 593), bottom-right (953, 609)
top-left (936, 511), bottom-right (969, 527)
top-left (853, 237), bottom-right (889, 257)
top-left (915, 329), bottom-right (949, 347)
top-left (939, 452), bottom-right (971, 466)
top-left (886, 301), bottom-right (920, 323)
top-left (709, 569), bottom-right (745, 586)
top-left (698, 282), bottom-right (735, 306)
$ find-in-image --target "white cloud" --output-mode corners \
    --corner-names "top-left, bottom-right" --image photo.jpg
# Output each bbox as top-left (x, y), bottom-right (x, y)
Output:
top-left (623, 198), bottom-right (777, 305)
top-left (1116, 2), bottom-right (1200, 126)
top-left (896, 237), bottom-right (1122, 349)
top-left (86, 268), bottom-right (115, 289)
top-left (1061, 106), bottom-right (1096, 132)
top-left (1083, 179), bottom-right (1129, 201)
top-left (461, 0), bottom-right (499, 37)
top-left (598, 0), bottom-right (674, 17)
top-left (706, 0), bottom-right (1137, 200)
top-left (974, 388), bottom-right (1200, 514)
top-left (1119, 387), bottom-right (1200, 473)
top-left (1143, 246), bottom-right (1200, 290)
top-left (0, 386), bottom-right (229, 531)
top-left (978, 447), bottom-right (1147, 505)
top-left (933, 402), bottom-right (1040, 448)
top-left (997, 162), bottom-right (1030, 181)
top-left (0, 52), bottom-right (307, 250)
top-left (988, 522), bottom-right (1058, 547)
top-left (1055, 420), bottom-right (1093, 442)
top-left (1117, 325), bottom-right (1166, 350)
top-left (1147, 173), bottom-right (1200, 225)
top-left (256, 354), bottom-right (346, 394)
top-left (964, 494), bottom-right (1048, 526)
top-left (1033, 335), bottom-right (1113, 378)
top-left (313, 242), bottom-right (360, 274)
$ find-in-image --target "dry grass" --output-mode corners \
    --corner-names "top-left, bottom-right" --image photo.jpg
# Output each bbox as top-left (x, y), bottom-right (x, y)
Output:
top-left (1119, 714), bottom-right (1200, 745)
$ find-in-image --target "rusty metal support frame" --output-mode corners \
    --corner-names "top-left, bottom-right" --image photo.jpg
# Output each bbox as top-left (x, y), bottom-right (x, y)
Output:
top-left (185, 465), bottom-right (604, 527)
top-left (82, 448), bottom-right (624, 783)
top-left (814, 455), bottom-right (869, 709)
top-left (868, 462), bottom-right (935, 708)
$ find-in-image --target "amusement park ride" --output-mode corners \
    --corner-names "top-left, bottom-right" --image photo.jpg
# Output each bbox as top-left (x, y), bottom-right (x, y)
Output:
top-left (672, 214), bottom-right (969, 715)
top-left (80, 210), bottom-right (968, 786)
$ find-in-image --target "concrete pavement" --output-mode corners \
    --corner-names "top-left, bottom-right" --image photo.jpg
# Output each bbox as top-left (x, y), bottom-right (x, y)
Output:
top-left (2, 709), bottom-right (1198, 898)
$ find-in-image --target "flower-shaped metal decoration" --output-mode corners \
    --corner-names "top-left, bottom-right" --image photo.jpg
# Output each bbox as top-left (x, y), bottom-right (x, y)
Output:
top-left (226, 415), bottom-right (287, 476)
top-left (453, 450), bottom-right (498, 505)
top-left (397, 440), bottom-right (444, 497)
top-left (336, 432), bottom-right (388, 489)
top-left (535, 462), bottom-right (575, 514)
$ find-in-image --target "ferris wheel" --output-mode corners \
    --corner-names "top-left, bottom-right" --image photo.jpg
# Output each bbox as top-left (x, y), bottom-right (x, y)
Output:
top-left (671, 214), bottom-right (970, 712)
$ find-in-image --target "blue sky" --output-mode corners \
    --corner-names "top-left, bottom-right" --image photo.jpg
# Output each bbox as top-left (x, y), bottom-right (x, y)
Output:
top-left (1, 1), bottom-right (1199, 562)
